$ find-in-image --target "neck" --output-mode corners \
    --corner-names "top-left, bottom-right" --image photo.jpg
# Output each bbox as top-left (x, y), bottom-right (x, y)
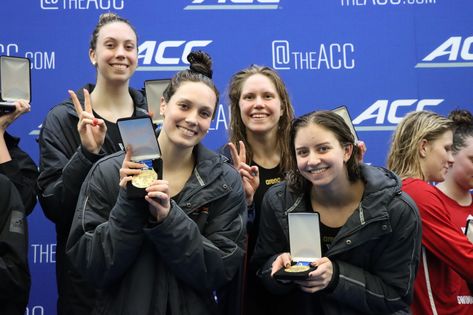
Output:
top-left (90, 79), bottom-right (133, 117)
top-left (437, 177), bottom-right (473, 206)
top-left (311, 178), bottom-right (364, 210)
top-left (246, 129), bottom-right (280, 168)
top-left (158, 131), bottom-right (195, 172)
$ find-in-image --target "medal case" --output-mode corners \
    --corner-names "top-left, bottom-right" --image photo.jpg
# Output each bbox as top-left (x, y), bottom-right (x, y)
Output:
top-left (117, 116), bottom-right (162, 199)
top-left (0, 56), bottom-right (31, 115)
top-left (274, 212), bottom-right (322, 281)
top-left (144, 79), bottom-right (171, 128)
top-left (332, 106), bottom-right (358, 143)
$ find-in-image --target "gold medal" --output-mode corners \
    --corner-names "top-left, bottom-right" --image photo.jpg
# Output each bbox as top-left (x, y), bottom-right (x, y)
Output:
top-left (284, 265), bottom-right (310, 273)
top-left (132, 169), bottom-right (157, 188)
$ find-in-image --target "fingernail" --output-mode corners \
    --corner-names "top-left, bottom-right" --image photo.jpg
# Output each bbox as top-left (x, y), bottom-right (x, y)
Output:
top-left (92, 118), bottom-right (98, 126)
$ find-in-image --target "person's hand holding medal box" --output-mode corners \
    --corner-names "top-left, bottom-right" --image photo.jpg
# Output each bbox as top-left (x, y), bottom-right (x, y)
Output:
top-left (274, 212), bottom-right (322, 281)
top-left (117, 116), bottom-right (162, 199)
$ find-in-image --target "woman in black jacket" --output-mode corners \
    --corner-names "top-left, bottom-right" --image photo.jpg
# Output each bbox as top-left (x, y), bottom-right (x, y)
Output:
top-left (0, 100), bottom-right (38, 315)
top-left (66, 51), bottom-right (247, 315)
top-left (252, 110), bottom-right (422, 315)
top-left (37, 13), bottom-right (147, 315)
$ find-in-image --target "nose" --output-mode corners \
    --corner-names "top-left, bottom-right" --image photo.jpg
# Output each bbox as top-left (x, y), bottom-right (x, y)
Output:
top-left (253, 95), bottom-right (264, 108)
top-left (185, 109), bottom-right (198, 126)
top-left (307, 151), bottom-right (321, 166)
top-left (447, 151), bottom-right (454, 166)
top-left (115, 45), bottom-right (126, 59)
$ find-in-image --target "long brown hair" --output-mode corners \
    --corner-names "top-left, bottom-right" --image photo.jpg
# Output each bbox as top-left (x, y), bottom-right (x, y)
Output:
top-left (227, 65), bottom-right (295, 172)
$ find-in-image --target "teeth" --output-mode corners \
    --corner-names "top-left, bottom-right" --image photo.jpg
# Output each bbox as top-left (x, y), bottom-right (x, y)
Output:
top-left (309, 168), bottom-right (326, 174)
top-left (178, 126), bottom-right (196, 136)
top-left (112, 64), bottom-right (127, 69)
top-left (251, 114), bottom-right (267, 118)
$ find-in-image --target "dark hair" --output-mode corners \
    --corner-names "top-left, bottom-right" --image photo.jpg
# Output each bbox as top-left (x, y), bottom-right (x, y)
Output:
top-left (449, 109), bottom-right (473, 154)
top-left (286, 110), bottom-right (361, 193)
top-left (162, 51), bottom-right (219, 117)
top-left (89, 13), bottom-right (138, 51)
top-left (227, 65), bottom-right (295, 173)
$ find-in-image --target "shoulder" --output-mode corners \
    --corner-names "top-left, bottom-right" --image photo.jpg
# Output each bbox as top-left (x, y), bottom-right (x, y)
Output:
top-left (129, 87), bottom-right (147, 111)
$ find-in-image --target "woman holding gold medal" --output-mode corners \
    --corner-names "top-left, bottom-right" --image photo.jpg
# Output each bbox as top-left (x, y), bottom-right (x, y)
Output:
top-left (252, 110), bottom-right (421, 314)
top-left (66, 51), bottom-right (247, 315)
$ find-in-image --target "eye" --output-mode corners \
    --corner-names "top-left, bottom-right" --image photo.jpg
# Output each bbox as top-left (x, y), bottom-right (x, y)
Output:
top-left (200, 110), bottom-right (212, 118)
top-left (242, 94), bottom-right (254, 101)
top-left (296, 149), bottom-right (308, 157)
top-left (264, 93), bottom-right (275, 100)
top-left (178, 103), bottom-right (189, 110)
top-left (317, 145), bottom-right (330, 153)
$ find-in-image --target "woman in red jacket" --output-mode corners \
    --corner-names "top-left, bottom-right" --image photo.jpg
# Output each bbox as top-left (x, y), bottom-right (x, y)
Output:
top-left (387, 110), bottom-right (473, 315)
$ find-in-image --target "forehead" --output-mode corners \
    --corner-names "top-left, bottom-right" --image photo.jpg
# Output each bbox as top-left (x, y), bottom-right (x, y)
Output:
top-left (241, 73), bottom-right (277, 92)
top-left (171, 81), bottom-right (217, 108)
top-left (97, 21), bottom-right (136, 42)
top-left (432, 130), bottom-right (453, 145)
top-left (295, 123), bottom-right (338, 146)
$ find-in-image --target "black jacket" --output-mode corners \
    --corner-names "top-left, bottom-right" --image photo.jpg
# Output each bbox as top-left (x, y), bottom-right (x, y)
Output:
top-left (37, 84), bottom-right (147, 314)
top-left (252, 165), bottom-right (422, 315)
top-left (0, 132), bottom-right (37, 314)
top-left (66, 144), bottom-right (247, 315)
top-left (0, 174), bottom-right (30, 315)
top-left (1, 132), bottom-right (38, 215)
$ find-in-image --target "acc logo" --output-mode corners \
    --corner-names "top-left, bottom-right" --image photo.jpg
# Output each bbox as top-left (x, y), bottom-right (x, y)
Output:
top-left (137, 40), bottom-right (212, 71)
top-left (416, 36), bottom-right (473, 68)
top-left (184, 0), bottom-right (280, 10)
top-left (352, 99), bottom-right (444, 130)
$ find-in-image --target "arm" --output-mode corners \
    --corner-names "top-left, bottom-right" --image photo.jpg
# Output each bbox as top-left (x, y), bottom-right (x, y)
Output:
top-left (0, 101), bottom-right (38, 215)
top-left (66, 157), bottom-right (149, 288)
top-left (327, 193), bottom-right (421, 313)
top-left (0, 134), bottom-right (38, 215)
top-left (407, 185), bottom-right (473, 280)
top-left (144, 167), bottom-right (247, 291)
top-left (252, 187), bottom-right (297, 295)
top-left (38, 91), bottom-right (106, 225)
top-left (0, 175), bottom-right (30, 301)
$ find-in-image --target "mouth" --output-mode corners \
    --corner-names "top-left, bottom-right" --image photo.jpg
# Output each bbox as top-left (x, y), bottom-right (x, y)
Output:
top-left (110, 63), bottom-right (129, 70)
top-left (307, 167), bottom-right (329, 175)
top-left (177, 125), bottom-right (198, 137)
top-left (250, 113), bottom-right (269, 119)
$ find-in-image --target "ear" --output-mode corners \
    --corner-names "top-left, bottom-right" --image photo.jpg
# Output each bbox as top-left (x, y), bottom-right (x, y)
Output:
top-left (343, 143), bottom-right (354, 162)
top-left (89, 48), bottom-right (96, 67)
top-left (159, 96), bottom-right (166, 116)
top-left (418, 139), bottom-right (429, 158)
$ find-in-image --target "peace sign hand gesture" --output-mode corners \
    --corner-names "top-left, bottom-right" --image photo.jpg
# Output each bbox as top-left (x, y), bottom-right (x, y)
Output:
top-left (228, 141), bottom-right (259, 206)
top-left (69, 89), bottom-right (107, 154)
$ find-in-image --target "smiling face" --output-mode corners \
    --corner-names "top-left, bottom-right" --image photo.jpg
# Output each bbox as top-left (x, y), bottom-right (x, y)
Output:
top-left (160, 81), bottom-right (216, 149)
top-left (89, 21), bottom-right (137, 85)
top-left (238, 73), bottom-right (282, 136)
top-left (420, 130), bottom-right (454, 182)
top-left (294, 123), bottom-right (352, 188)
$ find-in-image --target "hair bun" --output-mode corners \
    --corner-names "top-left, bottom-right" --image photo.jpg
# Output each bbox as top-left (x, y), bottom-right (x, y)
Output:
top-left (187, 51), bottom-right (213, 79)
top-left (449, 109), bottom-right (473, 126)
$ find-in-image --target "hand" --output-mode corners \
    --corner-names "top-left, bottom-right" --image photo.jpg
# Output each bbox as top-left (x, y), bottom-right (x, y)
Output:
top-left (228, 141), bottom-right (259, 205)
top-left (270, 252), bottom-right (292, 276)
top-left (119, 147), bottom-right (146, 188)
top-left (355, 140), bottom-right (367, 163)
top-left (294, 257), bottom-right (333, 293)
top-left (70, 89), bottom-right (107, 154)
top-left (145, 179), bottom-right (171, 223)
top-left (0, 99), bottom-right (31, 134)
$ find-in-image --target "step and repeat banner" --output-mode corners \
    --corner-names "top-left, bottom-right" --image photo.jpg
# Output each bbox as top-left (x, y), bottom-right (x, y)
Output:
top-left (1, 1), bottom-right (472, 314)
